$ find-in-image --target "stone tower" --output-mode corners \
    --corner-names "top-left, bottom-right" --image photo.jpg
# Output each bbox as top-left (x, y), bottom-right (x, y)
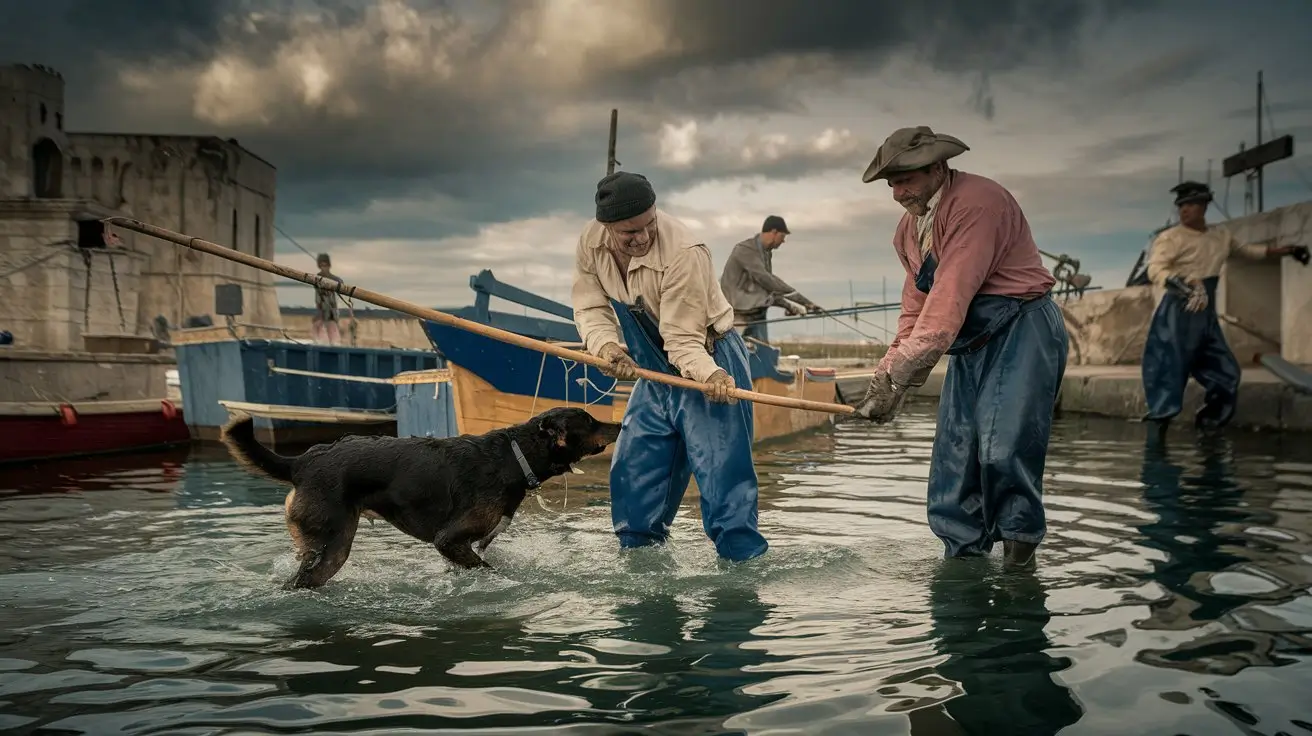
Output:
top-left (0, 63), bottom-right (70, 199)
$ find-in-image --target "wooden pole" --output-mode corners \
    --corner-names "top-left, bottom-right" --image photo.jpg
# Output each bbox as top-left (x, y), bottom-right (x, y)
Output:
top-left (607, 109), bottom-right (619, 175)
top-left (104, 217), bottom-right (856, 416)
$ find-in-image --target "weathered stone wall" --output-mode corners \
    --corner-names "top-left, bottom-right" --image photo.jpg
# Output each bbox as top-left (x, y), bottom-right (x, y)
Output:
top-left (0, 201), bottom-right (149, 351)
top-left (65, 133), bottom-right (282, 329)
top-left (1221, 201), bottom-right (1312, 364)
top-left (0, 350), bottom-right (174, 402)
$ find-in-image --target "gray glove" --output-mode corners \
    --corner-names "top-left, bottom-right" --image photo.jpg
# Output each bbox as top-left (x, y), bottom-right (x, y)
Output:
top-left (854, 371), bottom-right (908, 423)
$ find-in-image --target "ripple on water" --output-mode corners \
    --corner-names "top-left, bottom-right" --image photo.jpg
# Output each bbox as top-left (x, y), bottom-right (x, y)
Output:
top-left (0, 414), bottom-right (1310, 734)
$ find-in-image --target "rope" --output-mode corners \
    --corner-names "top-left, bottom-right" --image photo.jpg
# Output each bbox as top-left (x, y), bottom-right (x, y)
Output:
top-left (0, 246), bottom-right (68, 279)
top-left (109, 252), bottom-right (126, 332)
top-left (524, 352), bottom-right (625, 513)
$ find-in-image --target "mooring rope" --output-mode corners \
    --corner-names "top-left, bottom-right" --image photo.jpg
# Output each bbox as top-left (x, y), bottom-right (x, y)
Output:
top-left (523, 352), bottom-right (628, 513)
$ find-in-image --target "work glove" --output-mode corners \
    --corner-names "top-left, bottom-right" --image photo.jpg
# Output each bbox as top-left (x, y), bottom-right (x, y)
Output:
top-left (902, 365), bottom-right (933, 389)
top-left (854, 370), bottom-right (907, 424)
top-left (702, 369), bottom-right (738, 404)
top-left (806, 303), bottom-right (824, 314)
top-left (1184, 279), bottom-right (1209, 313)
top-left (596, 342), bottom-right (640, 381)
top-left (781, 298), bottom-right (807, 317)
top-left (1282, 244), bottom-right (1310, 266)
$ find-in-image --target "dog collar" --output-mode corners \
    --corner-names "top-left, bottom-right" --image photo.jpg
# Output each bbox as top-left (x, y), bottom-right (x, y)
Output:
top-left (510, 439), bottom-right (540, 489)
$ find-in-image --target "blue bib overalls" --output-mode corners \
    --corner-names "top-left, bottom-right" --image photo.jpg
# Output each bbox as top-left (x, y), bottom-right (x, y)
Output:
top-left (914, 254), bottom-right (1069, 557)
top-left (605, 298), bottom-right (769, 562)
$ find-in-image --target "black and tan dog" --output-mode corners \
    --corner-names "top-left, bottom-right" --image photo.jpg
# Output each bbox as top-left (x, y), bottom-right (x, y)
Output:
top-left (221, 407), bottom-right (621, 589)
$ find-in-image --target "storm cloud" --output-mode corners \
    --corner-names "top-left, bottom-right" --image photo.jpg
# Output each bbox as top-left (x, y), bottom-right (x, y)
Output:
top-left (4, 0), bottom-right (1310, 327)
top-left (7, 0), bottom-right (1158, 237)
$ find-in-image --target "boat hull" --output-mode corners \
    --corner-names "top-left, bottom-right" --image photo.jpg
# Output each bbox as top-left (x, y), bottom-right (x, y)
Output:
top-left (0, 400), bottom-right (191, 465)
top-left (172, 335), bottom-right (441, 446)
top-left (417, 361), bottom-right (836, 453)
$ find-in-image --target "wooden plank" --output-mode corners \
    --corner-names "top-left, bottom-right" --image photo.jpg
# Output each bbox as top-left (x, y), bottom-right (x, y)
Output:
top-left (217, 400), bottom-right (394, 424)
top-left (1223, 135), bottom-right (1294, 177)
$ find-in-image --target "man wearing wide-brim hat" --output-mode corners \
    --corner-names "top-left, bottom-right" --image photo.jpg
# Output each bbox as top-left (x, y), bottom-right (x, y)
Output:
top-left (854, 125), bottom-right (1068, 568)
top-left (1141, 180), bottom-right (1308, 439)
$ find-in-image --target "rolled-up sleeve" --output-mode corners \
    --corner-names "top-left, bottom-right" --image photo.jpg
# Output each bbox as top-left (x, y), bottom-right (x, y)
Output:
top-left (1227, 231), bottom-right (1270, 260)
top-left (659, 245), bottom-right (723, 383)
top-left (877, 269), bottom-right (926, 374)
top-left (571, 237), bottom-right (622, 356)
top-left (884, 205), bottom-right (1000, 385)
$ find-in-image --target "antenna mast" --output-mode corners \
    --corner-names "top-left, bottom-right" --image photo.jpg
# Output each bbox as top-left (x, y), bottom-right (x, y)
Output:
top-left (606, 109), bottom-right (619, 175)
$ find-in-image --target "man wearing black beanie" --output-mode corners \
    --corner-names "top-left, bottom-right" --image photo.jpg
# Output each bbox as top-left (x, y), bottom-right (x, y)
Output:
top-left (571, 171), bottom-right (769, 563)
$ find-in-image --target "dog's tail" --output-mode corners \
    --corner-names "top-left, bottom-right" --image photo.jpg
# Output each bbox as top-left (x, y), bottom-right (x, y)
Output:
top-left (220, 414), bottom-right (296, 483)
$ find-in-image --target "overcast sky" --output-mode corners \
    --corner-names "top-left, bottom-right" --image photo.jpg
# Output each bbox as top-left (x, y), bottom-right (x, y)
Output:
top-left (7, 0), bottom-right (1312, 338)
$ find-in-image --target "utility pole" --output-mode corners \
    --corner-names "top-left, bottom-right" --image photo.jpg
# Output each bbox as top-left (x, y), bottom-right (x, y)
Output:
top-left (606, 109), bottom-right (619, 175)
top-left (1257, 70), bottom-right (1264, 212)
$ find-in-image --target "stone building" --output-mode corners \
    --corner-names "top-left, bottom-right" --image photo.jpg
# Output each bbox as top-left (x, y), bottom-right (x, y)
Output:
top-left (0, 62), bottom-right (282, 355)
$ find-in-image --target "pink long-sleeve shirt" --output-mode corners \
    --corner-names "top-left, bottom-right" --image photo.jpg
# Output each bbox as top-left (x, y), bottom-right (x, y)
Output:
top-left (877, 171), bottom-right (1055, 385)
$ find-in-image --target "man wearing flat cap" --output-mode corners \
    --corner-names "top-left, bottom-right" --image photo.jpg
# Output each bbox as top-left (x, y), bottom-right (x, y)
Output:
top-left (856, 125), bottom-right (1068, 568)
top-left (720, 215), bottom-right (822, 344)
top-left (1142, 180), bottom-right (1308, 439)
top-left (571, 171), bottom-right (769, 563)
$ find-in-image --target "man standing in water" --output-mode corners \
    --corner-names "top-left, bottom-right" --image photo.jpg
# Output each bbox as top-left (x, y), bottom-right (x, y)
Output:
top-left (1141, 181), bottom-right (1308, 438)
top-left (571, 171), bottom-right (769, 563)
top-left (854, 126), bottom-right (1067, 568)
top-left (719, 215), bottom-right (822, 344)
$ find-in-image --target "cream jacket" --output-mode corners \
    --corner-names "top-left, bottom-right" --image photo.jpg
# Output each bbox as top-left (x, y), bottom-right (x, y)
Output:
top-left (571, 209), bottom-right (735, 383)
top-left (1146, 224), bottom-right (1270, 286)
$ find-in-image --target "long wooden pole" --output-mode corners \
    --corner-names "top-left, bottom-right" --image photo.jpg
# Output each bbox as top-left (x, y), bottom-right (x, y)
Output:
top-left (105, 217), bottom-right (856, 415)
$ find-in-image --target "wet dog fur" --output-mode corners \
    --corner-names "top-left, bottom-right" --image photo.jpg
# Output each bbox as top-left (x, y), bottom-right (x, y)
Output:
top-left (220, 407), bottom-right (621, 589)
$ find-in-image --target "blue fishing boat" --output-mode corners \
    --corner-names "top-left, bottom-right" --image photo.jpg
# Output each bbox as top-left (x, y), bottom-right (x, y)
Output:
top-left (173, 326), bottom-right (443, 446)
top-left (403, 270), bottom-right (838, 448)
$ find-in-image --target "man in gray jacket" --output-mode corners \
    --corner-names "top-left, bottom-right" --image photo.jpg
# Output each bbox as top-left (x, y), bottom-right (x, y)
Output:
top-left (719, 215), bottom-right (821, 343)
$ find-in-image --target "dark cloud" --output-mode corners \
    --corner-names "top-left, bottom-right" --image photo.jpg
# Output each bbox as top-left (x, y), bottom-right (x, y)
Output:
top-left (1102, 43), bottom-right (1216, 100)
top-left (3, 0), bottom-right (1161, 245)
top-left (1071, 131), bottom-right (1179, 168)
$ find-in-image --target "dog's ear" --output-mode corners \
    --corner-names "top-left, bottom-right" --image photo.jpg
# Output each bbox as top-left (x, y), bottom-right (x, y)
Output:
top-left (538, 413), bottom-right (569, 448)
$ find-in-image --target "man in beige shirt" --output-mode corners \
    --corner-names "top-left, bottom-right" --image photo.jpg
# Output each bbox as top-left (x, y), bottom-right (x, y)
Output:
top-left (1141, 180), bottom-right (1308, 438)
top-left (571, 171), bottom-right (768, 563)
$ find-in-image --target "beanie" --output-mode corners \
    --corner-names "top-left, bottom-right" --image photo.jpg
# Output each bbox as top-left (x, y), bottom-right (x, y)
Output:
top-left (595, 171), bottom-right (657, 223)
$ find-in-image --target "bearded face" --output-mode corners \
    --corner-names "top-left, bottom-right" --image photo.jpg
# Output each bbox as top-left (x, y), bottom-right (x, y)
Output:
top-left (887, 163), bottom-right (948, 217)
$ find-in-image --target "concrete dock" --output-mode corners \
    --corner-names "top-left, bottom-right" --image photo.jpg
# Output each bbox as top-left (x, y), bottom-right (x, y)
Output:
top-left (833, 364), bottom-right (1312, 433)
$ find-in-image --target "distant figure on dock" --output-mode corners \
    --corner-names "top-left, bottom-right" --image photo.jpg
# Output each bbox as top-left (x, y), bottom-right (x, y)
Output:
top-left (312, 253), bottom-right (344, 345)
top-left (1141, 181), bottom-right (1308, 438)
top-left (719, 215), bottom-right (822, 344)
top-left (571, 171), bottom-right (768, 564)
top-left (854, 126), bottom-right (1067, 569)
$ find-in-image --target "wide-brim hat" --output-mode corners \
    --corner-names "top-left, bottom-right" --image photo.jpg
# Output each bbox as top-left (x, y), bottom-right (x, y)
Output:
top-left (862, 126), bottom-right (969, 183)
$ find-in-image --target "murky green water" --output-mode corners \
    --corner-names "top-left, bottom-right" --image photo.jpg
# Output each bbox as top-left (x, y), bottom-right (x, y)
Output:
top-left (2, 409), bottom-right (1311, 735)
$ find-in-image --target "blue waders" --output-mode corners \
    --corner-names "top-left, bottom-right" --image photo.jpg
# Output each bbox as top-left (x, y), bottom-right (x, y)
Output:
top-left (915, 254), bottom-right (1069, 557)
top-left (606, 298), bottom-right (769, 562)
top-left (1141, 276), bottom-right (1239, 430)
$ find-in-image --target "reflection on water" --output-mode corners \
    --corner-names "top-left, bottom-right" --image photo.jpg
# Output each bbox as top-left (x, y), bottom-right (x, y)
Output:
top-left (1, 409), bottom-right (1310, 734)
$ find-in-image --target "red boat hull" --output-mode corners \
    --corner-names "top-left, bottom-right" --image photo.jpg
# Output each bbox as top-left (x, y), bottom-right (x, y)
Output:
top-left (0, 401), bottom-right (192, 465)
